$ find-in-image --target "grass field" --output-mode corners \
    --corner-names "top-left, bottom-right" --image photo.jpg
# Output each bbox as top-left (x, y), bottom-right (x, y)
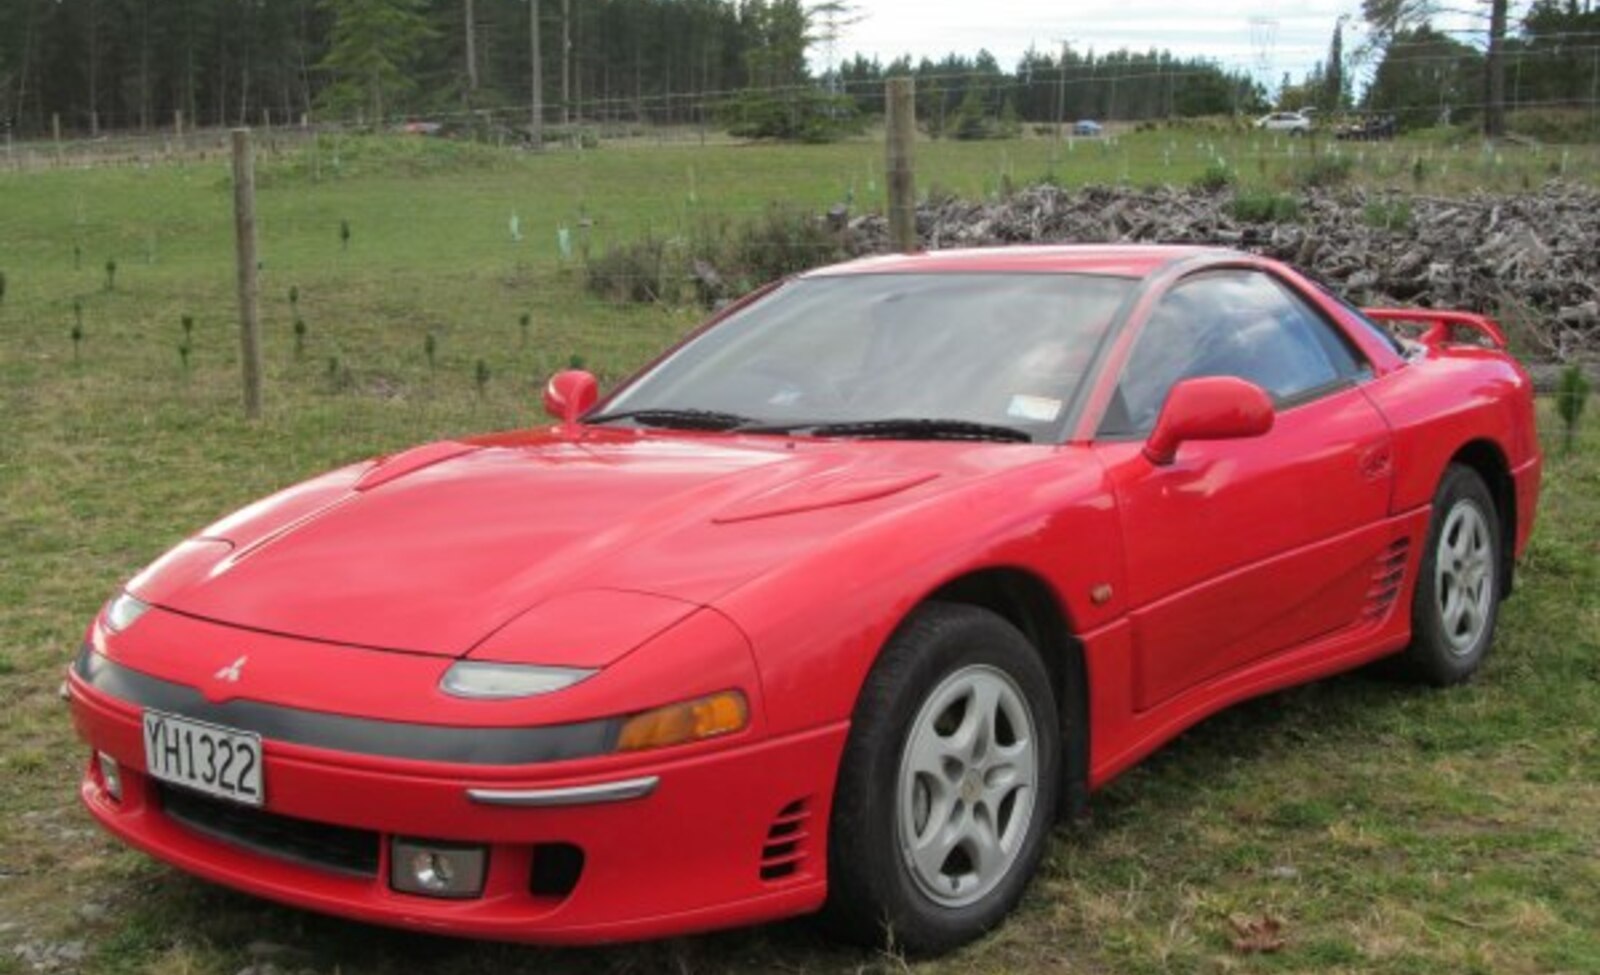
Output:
top-left (1, 129), bottom-right (1597, 974)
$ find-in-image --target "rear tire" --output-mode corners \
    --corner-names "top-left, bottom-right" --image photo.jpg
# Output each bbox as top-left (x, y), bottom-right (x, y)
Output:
top-left (1396, 464), bottom-right (1502, 685)
top-left (822, 603), bottom-right (1060, 954)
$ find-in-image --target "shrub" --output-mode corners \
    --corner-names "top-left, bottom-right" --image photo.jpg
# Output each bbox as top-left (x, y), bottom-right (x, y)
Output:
top-left (1363, 199), bottom-right (1414, 231)
top-left (1230, 191), bottom-right (1302, 223)
top-left (721, 205), bottom-right (845, 286)
top-left (1192, 161), bottom-right (1235, 193)
top-left (586, 236), bottom-right (668, 303)
top-left (721, 89), bottom-right (862, 143)
top-left (1296, 153), bottom-right (1354, 188)
top-left (950, 88), bottom-right (1004, 142)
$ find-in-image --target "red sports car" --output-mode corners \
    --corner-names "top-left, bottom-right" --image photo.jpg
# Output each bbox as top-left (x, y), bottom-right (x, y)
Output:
top-left (69, 245), bottom-right (1541, 953)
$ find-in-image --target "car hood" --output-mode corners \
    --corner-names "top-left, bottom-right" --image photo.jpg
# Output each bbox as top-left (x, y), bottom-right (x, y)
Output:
top-left (136, 428), bottom-right (1047, 659)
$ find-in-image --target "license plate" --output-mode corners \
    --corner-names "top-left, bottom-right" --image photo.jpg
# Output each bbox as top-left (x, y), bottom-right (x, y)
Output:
top-left (142, 710), bottom-right (264, 806)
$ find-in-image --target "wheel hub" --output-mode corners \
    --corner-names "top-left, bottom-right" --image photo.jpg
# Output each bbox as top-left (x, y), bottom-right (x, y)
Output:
top-left (960, 770), bottom-right (982, 803)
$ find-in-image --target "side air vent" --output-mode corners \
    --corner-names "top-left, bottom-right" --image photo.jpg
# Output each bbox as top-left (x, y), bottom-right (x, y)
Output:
top-left (759, 798), bottom-right (812, 883)
top-left (1363, 538), bottom-right (1411, 621)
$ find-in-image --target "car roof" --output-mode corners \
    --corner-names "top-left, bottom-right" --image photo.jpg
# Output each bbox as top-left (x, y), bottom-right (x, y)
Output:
top-left (803, 244), bottom-right (1232, 280)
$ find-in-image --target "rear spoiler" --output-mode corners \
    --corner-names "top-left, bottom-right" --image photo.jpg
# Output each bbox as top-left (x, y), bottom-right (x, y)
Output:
top-left (1362, 308), bottom-right (1507, 351)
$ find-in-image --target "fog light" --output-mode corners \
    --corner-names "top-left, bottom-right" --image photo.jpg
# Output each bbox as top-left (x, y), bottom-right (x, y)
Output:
top-left (389, 839), bottom-right (487, 899)
top-left (96, 751), bottom-right (122, 802)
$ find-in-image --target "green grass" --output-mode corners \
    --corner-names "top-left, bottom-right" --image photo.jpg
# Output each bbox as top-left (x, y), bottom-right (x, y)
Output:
top-left (1, 131), bottom-right (1597, 973)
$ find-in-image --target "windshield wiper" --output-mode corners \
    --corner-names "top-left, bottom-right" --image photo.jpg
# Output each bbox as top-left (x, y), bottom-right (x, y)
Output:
top-left (583, 408), bottom-right (754, 431)
top-left (770, 417), bottom-right (1033, 444)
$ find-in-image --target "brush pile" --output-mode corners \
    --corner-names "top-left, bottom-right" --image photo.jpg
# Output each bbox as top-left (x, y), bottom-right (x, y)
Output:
top-left (844, 181), bottom-right (1600, 364)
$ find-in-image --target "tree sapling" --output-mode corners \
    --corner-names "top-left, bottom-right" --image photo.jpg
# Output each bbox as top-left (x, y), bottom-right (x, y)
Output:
top-left (104, 258), bottom-right (117, 291)
top-left (1556, 364), bottom-right (1591, 455)
top-left (475, 359), bottom-right (490, 397)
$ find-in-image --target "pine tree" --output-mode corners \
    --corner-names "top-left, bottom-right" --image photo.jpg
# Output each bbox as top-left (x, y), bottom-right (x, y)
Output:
top-left (1323, 19), bottom-right (1346, 112)
top-left (317, 0), bottom-right (435, 122)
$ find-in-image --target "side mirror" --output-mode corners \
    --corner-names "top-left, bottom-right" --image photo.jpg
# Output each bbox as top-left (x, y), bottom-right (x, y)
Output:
top-left (543, 370), bottom-right (599, 427)
top-left (1143, 376), bottom-right (1274, 465)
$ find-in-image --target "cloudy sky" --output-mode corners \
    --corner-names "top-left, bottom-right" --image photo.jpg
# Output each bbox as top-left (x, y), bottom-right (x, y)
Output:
top-left (826, 0), bottom-right (1482, 85)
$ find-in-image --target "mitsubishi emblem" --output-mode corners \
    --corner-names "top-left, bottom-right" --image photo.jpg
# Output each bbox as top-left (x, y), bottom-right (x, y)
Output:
top-left (214, 655), bottom-right (249, 683)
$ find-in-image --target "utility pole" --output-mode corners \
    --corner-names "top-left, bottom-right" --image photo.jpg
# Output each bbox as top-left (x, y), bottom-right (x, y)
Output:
top-left (1055, 40), bottom-right (1068, 144)
top-left (561, 0), bottom-right (571, 125)
top-left (529, 0), bottom-right (543, 149)
top-left (1591, 47), bottom-right (1598, 135)
top-left (886, 78), bottom-right (917, 253)
top-left (1484, 0), bottom-right (1508, 138)
top-left (464, 0), bottom-right (479, 92)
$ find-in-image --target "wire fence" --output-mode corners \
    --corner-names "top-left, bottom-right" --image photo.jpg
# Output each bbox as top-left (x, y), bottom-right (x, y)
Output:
top-left (8, 37), bottom-right (1600, 173)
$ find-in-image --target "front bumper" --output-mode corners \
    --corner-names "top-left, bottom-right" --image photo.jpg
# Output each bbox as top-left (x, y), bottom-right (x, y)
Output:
top-left (68, 663), bottom-right (846, 943)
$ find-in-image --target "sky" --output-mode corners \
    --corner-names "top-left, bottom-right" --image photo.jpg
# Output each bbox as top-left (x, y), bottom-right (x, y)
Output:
top-left (825, 0), bottom-right (1483, 86)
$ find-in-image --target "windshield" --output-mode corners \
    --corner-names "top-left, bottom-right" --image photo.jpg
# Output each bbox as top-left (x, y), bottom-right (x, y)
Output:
top-left (595, 272), bottom-right (1134, 442)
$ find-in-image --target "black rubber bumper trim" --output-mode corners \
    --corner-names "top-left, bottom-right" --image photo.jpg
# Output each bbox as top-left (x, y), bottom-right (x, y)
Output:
top-left (74, 646), bottom-right (619, 765)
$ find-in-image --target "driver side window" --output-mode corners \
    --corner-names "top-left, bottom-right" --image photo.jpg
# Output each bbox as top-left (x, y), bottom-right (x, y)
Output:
top-left (1102, 270), bottom-right (1364, 435)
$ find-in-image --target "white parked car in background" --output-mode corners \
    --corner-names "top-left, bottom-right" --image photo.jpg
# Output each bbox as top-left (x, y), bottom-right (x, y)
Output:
top-left (1255, 111), bottom-right (1312, 135)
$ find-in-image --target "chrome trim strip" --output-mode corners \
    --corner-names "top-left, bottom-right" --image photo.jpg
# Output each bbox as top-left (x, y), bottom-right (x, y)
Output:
top-left (466, 776), bottom-right (660, 807)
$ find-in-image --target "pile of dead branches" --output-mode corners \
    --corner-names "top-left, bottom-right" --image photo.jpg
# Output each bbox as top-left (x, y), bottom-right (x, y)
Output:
top-left (843, 181), bottom-right (1600, 363)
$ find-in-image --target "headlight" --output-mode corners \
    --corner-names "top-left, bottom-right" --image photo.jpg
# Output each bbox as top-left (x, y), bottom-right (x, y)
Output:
top-left (439, 661), bottom-right (596, 700)
top-left (104, 592), bottom-right (151, 633)
top-left (616, 690), bottom-right (749, 752)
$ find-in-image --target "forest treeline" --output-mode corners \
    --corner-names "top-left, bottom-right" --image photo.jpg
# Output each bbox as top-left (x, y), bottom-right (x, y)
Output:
top-left (1, 0), bottom-right (1596, 138)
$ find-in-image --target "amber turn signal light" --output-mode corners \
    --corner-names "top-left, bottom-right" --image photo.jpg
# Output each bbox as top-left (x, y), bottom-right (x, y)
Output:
top-left (616, 690), bottom-right (748, 752)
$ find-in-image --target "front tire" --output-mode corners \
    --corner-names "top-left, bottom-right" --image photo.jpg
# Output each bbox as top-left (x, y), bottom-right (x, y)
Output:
top-left (823, 603), bottom-right (1061, 954)
top-left (1397, 464), bottom-right (1502, 685)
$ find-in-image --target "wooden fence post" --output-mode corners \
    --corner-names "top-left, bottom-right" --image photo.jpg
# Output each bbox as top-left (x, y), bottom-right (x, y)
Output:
top-left (231, 129), bottom-right (264, 420)
top-left (885, 77), bottom-right (917, 253)
top-left (52, 113), bottom-right (62, 163)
